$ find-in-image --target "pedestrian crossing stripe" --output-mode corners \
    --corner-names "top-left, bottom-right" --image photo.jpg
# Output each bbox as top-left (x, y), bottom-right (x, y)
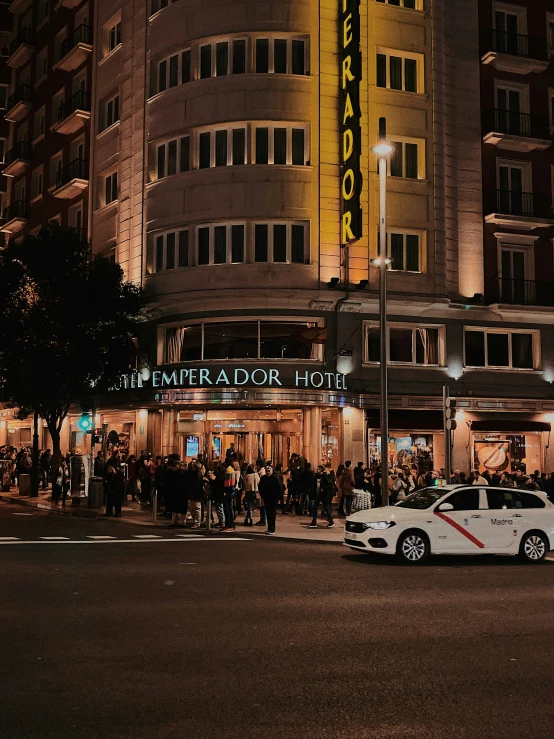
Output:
top-left (0, 536), bottom-right (19, 540)
top-left (0, 537), bottom-right (251, 545)
top-left (87, 536), bottom-right (117, 540)
top-left (40, 536), bottom-right (70, 540)
top-left (132, 534), bottom-right (163, 539)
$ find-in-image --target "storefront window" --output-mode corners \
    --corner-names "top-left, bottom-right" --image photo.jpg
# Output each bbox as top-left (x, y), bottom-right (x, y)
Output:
top-left (473, 433), bottom-right (542, 474)
top-left (368, 432), bottom-right (434, 472)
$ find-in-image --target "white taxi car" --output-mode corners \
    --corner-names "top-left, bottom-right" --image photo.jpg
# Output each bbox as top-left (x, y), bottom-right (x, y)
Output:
top-left (344, 485), bottom-right (554, 564)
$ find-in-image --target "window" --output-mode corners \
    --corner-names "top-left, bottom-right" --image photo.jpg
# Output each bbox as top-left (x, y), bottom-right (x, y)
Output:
top-left (464, 328), bottom-right (537, 369)
top-left (376, 0), bottom-right (419, 8)
top-left (254, 222), bottom-right (308, 263)
top-left (0, 85), bottom-right (7, 110)
top-left (196, 223), bottom-right (246, 265)
top-left (54, 30), bottom-right (66, 63)
top-left (255, 37), bottom-right (308, 75)
top-left (150, 0), bottom-right (178, 14)
top-left (0, 138), bottom-right (4, 164)
top-left (69, 204), bottom-right (83, 235)
top-left (35, 48), bottom-right (48, 85)
top-left (108, 21), bottom-right (121, 52)
top-left (365, 324), bottom-right (442, 365)
top-left (254, 124), bottom-right (309, 165)
top-left (389, 140), bottom-right (422, 178)
top-left (156, 136), bottom-right (190, 179)
top-left (444, 489), bottom-right (480, 511)
top-left (49, 152), bottom-right (63, 187)
top-left (151, 50), bottom-right (190, 95)
top-left (548, 15), bottom-right (554, 55)
top-left (105, 95), bottom-right (120, 129)
top-left (165, 320), bottom-right (320, 363)
top-left (153, 229), bottom-right (189, 272)
top-left (487, 490), bottom-right (545, 510)
top-left (376, 50), bottom-right (422, 92)
top-left (196, 127), bottom-right (246, 169)
top-left (104, 171), bottom-right (118, 205)
top-left (33, 107), bottom-right (45, 141)
top-left (37, 0), bottom-right (50, 25)
top-left (198, 39), bottom-right (247, 79)
top-left (51, 88), bottom-right (65, 127)
top-left (31, 167), bottom-right (43, 201)
top-left (388, 231), bottom-right (423, 272)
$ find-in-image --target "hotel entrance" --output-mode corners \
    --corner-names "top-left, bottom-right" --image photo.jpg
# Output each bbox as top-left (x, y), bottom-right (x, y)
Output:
top-left (176, 406), bottom-right (340, 469)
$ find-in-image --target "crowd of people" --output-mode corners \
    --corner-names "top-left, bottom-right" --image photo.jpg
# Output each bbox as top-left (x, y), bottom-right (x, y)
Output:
top-left (3, 443), bottom-right (554, 528)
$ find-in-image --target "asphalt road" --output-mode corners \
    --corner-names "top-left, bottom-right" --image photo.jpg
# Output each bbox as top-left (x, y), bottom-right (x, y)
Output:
top-left (1, 502), bottom-right (554, 739)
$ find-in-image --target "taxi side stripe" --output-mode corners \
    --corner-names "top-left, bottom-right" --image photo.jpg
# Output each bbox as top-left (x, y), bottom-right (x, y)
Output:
top-left (434, 511), bottom-right (485, 549)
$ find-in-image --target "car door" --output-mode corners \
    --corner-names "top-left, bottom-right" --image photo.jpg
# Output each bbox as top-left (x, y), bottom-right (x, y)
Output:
top-left (432, 487), bottom-right (487, 552)
top-left (484, 488), bottom-right (525, 550)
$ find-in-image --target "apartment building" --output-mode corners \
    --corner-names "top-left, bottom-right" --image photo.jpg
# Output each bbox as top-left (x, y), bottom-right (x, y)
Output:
top-left (4, 0), bottom-right (554, 479)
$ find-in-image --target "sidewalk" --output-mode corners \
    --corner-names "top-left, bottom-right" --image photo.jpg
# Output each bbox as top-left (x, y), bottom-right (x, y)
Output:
top-left (0, 487), bottom-right (345, 544)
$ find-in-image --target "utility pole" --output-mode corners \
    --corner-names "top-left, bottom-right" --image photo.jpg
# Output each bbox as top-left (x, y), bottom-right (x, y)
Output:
top-left (443, 386), bottom-right (457, 482)
top-left (30, 410), bottom-right (40, 497)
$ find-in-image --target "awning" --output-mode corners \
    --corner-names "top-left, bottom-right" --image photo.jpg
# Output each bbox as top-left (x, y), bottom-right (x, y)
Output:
top-left (365, 410), bottom-right (444, 431)
top-left (471, 420), bottom-right (551, 433)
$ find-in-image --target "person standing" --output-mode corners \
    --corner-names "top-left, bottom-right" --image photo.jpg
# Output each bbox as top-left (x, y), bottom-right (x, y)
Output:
top-left (222, 461), bottom-right (237, 532)
top-left (300, 462), bottom-right (316, 517)
top-left (308, 466), bottom-right (335, 528)
top-left (336, 464), bottom-right (346, 516)
top-left (243, 464), bottom-right (260, 526)
top-left (339, 461), bottom-right (355, 516)
top-left (209, 465), bottom-right (226, 528)
top-left (165, 458), bottom-right (190, 528)
top-left (39, 449), bottom-right (51, 490)
top-left (105, 465), bottom-right (125, 517)
top-left (259, 464), bottom-right (282, 535)
top-left (188, 461), bottom-right (204, 529)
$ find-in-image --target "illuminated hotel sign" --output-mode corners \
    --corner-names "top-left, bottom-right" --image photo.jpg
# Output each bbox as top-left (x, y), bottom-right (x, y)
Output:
top-left (114, 368), bottom-right (348, 391)
top-left (340, 0), bottom-right (362, 245)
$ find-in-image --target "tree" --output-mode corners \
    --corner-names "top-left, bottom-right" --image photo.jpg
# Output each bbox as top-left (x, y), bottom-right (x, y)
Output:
top-left (0, 223), bottom-right (143, 495)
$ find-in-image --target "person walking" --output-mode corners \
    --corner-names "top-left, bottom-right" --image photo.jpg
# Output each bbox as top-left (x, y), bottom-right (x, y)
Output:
top-left (259, 464), bottom-right (281, 535)
top-left (308, 465), bottom-right (335, 528)
top-left (209, 465), bottom-right (226, 528)
top-left (243, 464), bottom-right (260, 526)
top-left (336, 464), bottom-right (346, 516)
top-left (339, 461), bottom-right (355, 516)
top-left (300, 462), bottom-right (316, 517)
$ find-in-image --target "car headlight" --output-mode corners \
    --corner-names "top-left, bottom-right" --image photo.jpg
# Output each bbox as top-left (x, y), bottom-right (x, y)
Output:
top-left (367, 521), bottom-right (396, 530)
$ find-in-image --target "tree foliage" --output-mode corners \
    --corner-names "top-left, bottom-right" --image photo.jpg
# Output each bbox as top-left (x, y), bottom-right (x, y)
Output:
top-left (0, 223), bottom-right (143, 456)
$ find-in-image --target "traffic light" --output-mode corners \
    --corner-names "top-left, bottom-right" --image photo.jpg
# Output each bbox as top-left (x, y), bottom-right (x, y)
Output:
top-left (78, 412), bottom-right (92, 433)
top-left (445, 398), bottom-right (457, 431)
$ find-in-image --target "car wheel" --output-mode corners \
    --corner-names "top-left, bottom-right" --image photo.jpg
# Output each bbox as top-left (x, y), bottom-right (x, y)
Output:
top-left (397, 530), bottom-right (430, 564)
top-left (519, 531), bottom-right (548, 563)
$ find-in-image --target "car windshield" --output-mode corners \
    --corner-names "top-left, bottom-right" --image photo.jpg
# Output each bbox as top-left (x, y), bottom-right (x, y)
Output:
top-left (396, 487), bottom-right (447, 510)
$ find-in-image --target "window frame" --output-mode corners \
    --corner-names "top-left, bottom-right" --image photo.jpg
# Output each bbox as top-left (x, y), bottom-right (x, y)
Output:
top-left (155, 135), bottom-right (190, 179)
top-left (253, 221), bottom-right (309, 264)
top-left (198, 37), bottom-right (248, 79)
top-left (387, 230), bottom-right (425, 273)
top-left (253, 123), bottom-right (310, 166)
top-left (254, 36), bottom-right (309, 75)
top-left (463, 327), bottom-right (540, 370)
top-left (363, 322), bottom-right (445, 366)
top-left (388, 138), bottom-right (425, 179)
top-left (376, 0), bottom-right (422, 8)
top-left (104, 93), bottom-right (120, 130)
top-left (108, 21), bottom-right (122, 53)
top-left (152, 228), bottom-right (189, 273)
top-left (152, 48), bottom-right (191, 95)
top-left (103, 170), bottom-right (119, 206)
top-left (194, 222), bottom-right (247, 266)
top-left (195, 126), bottom-right (248, 169)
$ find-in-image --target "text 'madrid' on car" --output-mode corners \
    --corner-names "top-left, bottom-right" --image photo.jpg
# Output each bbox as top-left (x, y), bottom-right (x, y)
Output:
top-left (344, 485), bottom-right (554, 564)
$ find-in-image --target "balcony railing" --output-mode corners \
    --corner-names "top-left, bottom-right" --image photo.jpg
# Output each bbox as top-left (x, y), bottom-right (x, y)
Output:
top-left (59, 24), bottom-right (92, 60)
top-left (55, 158), bottom-right (89, 189)
top-left (494, 189), bottom-right (552, 219)
top-left (3, 199), bottom-right (30, 222)
top-left (58, 90), bottom-right (91, 123)
top-left (9, 27), bottom-right (36, 57)
top-left (7, 84), bottom-right (34, 109)
top-left (481, 29), bottom-right (548, 61)
top-left (5, 140), bottom-right (32, 165)
top-left (489, 278), bottom-right (554, 307)
top-left (483, 109), bottom-right (550, 139)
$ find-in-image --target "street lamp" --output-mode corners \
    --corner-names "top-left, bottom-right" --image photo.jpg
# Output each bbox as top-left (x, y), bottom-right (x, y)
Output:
top-left (371, 118), bottom-right (394, 507)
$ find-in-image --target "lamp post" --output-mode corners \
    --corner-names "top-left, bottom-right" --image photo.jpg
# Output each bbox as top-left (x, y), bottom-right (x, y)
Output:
top-left (371, 120), bottom-right (393, 507)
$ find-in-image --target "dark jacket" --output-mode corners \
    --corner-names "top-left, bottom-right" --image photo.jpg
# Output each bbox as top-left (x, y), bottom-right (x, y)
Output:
top-left (188, 468), bottom-right (205, 501)
top-left (259, 474), bottom-right (282, 503)
top-left (300, 468), bottom-right (316, 496)
top-left (318, 471), bottom-right (336, 503)
top-left (107, 470), bottom-right (126, 501)
top-left (164, 467), bottom-right (190, 514)
top-left (210, 472), bottom-right (226, 503)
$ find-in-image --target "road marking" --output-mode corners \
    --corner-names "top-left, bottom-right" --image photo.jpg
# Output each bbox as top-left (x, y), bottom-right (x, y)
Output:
top-left (0, 536), bottom-right (19, 540)
top-left (132, 534), bottom-right (163, 539)
top-left (40, 536), bottom-right (71, 540)
top-left (87, 536), bottom-right (117, 540)
top-left (0, 538), bottom-right (251, 545)
top-left (12, 513), bottom-right (34, 516)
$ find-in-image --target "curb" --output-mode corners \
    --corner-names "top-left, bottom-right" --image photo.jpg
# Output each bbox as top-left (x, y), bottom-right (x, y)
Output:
top-left (0, 494), bottom-right (344, 545)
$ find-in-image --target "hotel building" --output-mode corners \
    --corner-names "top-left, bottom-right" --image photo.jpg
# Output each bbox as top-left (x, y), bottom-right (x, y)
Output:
top-left (3, 0), bottom-right (554, 478)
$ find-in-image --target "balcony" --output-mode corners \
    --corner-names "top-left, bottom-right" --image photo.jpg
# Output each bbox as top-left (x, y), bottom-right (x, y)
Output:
top-left (482, 109), bottom-right (552, 152)
top-left (51, 90), bottom-right (91, 135)
top-left (7, 27), bottom-right (36, 69)
top-left (485, 190), bottom-right (554, 231)
top-left (3, 140), bottom-right (32, 178)
top-left (2, 199), bottom-right (30, 234)
top-left (5, 84), bottom-right (33, 122)
top-left (52, 158), bottom-right (89, 200)
top-left (480, 30), bottom-right (549, 74)
top-left (54, 24), bottom-right (92, 73)
top-left (488, 278), bottom-right (554, 308)
top-left (55, 0), bottom-right (83, 8)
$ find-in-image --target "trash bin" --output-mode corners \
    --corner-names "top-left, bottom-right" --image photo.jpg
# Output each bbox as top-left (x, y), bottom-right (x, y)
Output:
top-left (88, 476), bottom-right (104, 509)
top-left (19, 474), bottom-right (30, 496)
